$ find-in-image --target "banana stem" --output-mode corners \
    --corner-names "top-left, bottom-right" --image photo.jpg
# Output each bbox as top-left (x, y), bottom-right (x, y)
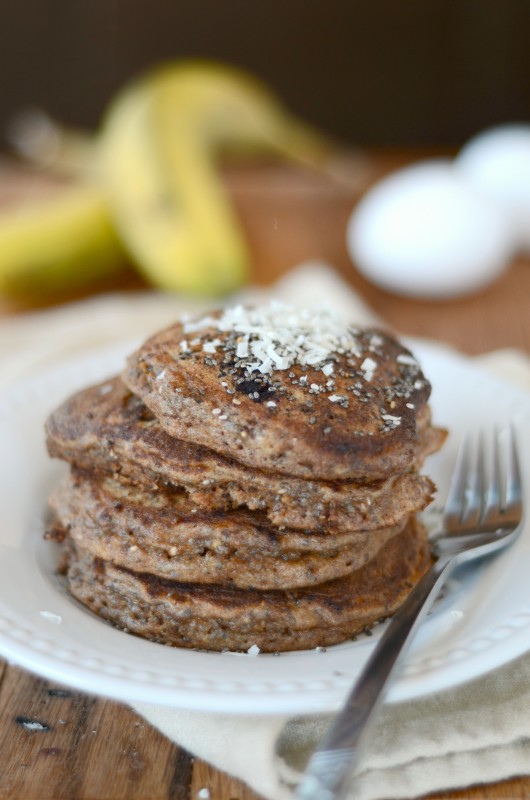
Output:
top-left (252, 120), bottom-right (372, 193)
top-left (7, 109), bottom-right (98, 179)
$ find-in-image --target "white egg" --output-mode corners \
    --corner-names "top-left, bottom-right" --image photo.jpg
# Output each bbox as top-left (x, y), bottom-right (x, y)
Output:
top-left (347, 160), bottom-right (512, 299)
top-left (455, 124), bottom-right (530, 252)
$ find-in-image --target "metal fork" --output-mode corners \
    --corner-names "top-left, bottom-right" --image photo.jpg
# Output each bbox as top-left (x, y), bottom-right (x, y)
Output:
top-left (295, 426), bottom-right (523, 800)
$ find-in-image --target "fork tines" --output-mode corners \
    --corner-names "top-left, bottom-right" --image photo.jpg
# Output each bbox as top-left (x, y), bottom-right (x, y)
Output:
top-left (444, 425), bottom-right (522, 533)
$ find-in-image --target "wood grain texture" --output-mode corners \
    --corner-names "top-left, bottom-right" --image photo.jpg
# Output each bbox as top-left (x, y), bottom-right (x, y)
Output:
top-left (0, 154), bottom-right (529, 799)
top-left (426, 778), bottom-right (530, 799)
top-left (0, 662), bottom-right (194, 800)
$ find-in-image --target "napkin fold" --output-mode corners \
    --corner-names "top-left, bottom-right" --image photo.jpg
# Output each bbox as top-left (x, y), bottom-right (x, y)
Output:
top-left (135, 649), bottom-right (530, 800)
top-left (1, 262), bottom-right (529, 800)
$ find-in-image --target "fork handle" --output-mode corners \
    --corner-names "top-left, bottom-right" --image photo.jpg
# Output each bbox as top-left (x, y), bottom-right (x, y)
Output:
top-left (295, 554), bottom-right (455, 800)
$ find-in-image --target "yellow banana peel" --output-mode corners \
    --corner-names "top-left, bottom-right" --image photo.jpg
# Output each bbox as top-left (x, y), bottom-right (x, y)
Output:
top-left (0, 186), bottom-right (125, 296)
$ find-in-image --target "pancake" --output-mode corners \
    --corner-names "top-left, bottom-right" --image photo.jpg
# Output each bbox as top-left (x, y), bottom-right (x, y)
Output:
top-left (58, 516), bottom-right (431, 652)
top-left (44, 301), bottom-right (445, 653)
top-left (45, 377), bottom-right (441, 533)
top-left (48, 471), bottom-right (407, 589)
top-left (122, 306), bottom-right (437, 481)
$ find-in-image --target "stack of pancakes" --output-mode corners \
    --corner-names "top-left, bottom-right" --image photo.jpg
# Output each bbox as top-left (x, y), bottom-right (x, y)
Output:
top-left (45, 303), bottom-right (446, 652)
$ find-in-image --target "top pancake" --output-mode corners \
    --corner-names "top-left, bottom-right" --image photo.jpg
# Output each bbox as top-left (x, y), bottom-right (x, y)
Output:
top-left (123, 304), bottom-right (434, 481)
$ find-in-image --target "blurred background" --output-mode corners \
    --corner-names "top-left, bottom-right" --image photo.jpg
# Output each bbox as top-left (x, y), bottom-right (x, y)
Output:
top-left (1, 0), bottom-right (528, 147)
top-left (0, 0), bottom-right (529, 353)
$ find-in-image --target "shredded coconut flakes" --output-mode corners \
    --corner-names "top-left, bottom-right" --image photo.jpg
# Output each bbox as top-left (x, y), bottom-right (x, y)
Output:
top-left (202, 338), bottom-right (221, 353)
top-left (397, 353), bottom-right (418, 366)
top-left (381, 413), bottom-right (401, 428)
top-left (361, 356), bottom-right (377, 381)
top-left (184, 301), bottom-right (362, 377)
top-left (40, 611), bottom-right (62, 625)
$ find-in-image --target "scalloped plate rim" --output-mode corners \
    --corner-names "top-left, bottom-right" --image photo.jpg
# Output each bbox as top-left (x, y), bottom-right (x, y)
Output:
top-left (0, 338), bottom-right (528, 714)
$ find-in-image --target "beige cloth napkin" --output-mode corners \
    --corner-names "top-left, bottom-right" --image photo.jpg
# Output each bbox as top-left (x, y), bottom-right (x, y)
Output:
top-left (1, 262), bottom-right (530, 800)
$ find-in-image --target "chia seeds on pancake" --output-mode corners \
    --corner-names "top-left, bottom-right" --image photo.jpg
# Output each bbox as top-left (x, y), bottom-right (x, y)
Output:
top-left (45, 301), bottom-right (446, 652)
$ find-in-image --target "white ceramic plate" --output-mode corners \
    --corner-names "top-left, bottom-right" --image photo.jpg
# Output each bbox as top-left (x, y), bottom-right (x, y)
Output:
top-left (0, 340), bottom-right (528, 715)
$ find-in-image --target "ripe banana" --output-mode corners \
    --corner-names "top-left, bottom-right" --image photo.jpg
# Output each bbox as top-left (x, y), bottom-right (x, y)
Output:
top-left (0, 185), bottom-right (125, 297)
top-left (0, 61), bottom-right (333, 298)
top-left (99, 60), bottom-right (331, 295)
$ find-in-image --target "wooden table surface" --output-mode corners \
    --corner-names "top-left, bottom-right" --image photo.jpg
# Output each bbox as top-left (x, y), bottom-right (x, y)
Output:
top-left (0, 153), bottom-right (529, 800)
